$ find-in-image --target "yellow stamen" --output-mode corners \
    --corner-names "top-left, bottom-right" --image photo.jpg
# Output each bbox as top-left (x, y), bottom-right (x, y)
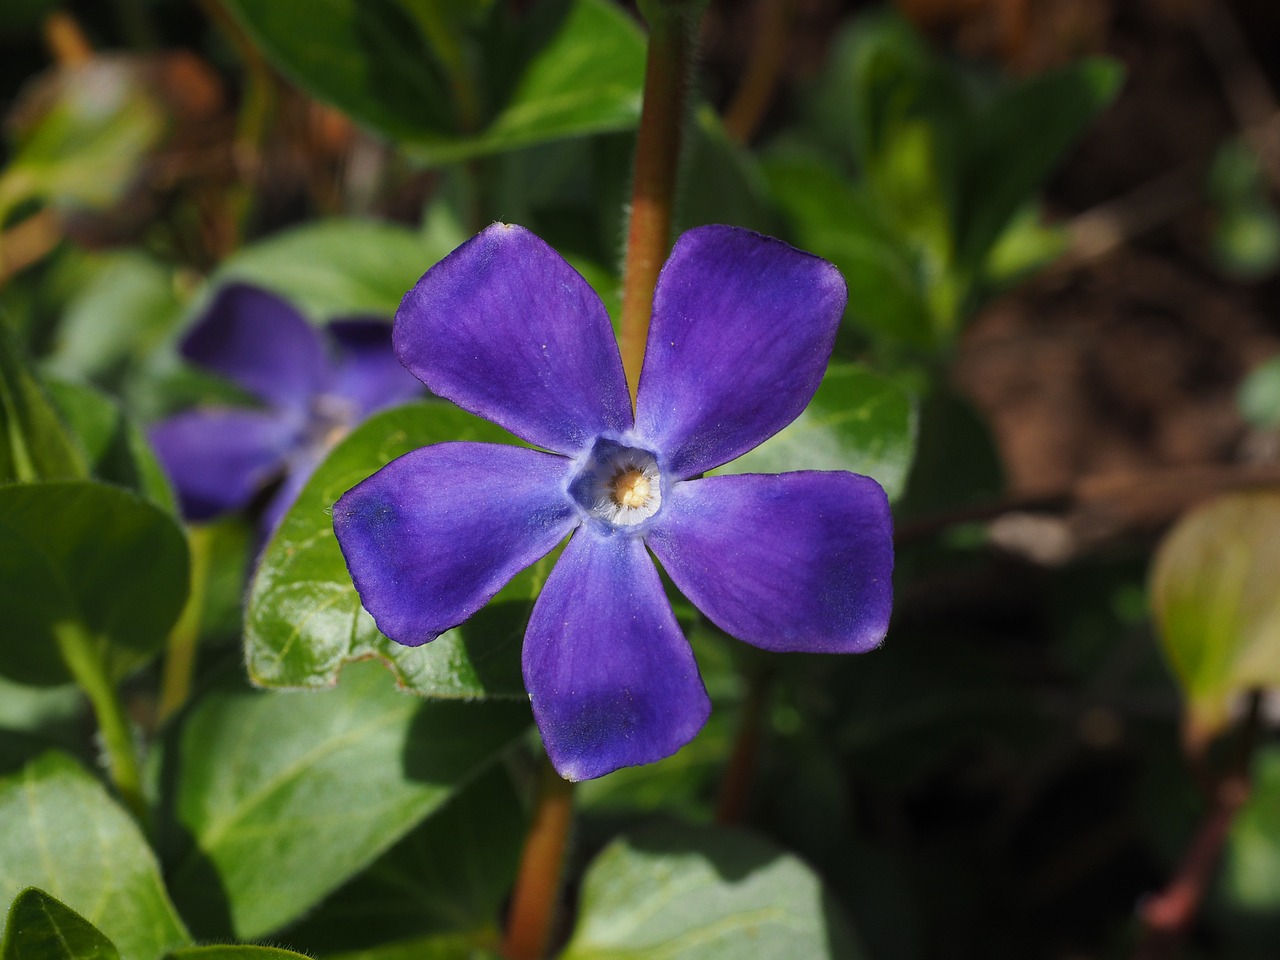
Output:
top-left (610, 468), bottom-right (651, 509)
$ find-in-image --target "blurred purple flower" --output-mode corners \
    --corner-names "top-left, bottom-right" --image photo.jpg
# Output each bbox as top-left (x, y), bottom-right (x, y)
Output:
top-left (334, 224), bottom-right (893, 781)
top-left (151, 284), bottom-right (421, 532)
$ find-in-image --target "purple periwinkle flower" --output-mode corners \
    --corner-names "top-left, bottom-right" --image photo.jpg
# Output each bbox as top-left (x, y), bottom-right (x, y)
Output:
top-left (151, 284), bottom-right (421, 532)
top-left (333, 224), bottom-right (893, 781)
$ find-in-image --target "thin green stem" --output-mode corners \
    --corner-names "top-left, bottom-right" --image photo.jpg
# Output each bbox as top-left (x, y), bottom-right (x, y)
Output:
top-left (158, 524), bottom-right (213, 725)
top-left (618, 1), bottom-right (703, 406)
top-left (502, 756), bottom-right (575, 960)
top-left (54, 620), bottom-right (147, 824)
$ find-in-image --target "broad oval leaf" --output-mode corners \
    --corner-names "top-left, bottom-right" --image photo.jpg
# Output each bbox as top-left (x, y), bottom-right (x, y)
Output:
top-left (160, 660), bottom-right (530, 940)
top-left (0, 481), bottom-right (189, 685)
top-left (246, 402), bottom-right (543, 698)
top-left (560, 823), bottom-right (866, 960)
top-left (1150, 491), bottom-right (1280, 748)
top-left (2, 888), bottom-right (119, 960)
top-left (711, 363), bottom-right (917, 502)
top-left (220, 0), bottom-right (643, 165)
top-left (0, 754), bottom-right (190, 960)
top-left (214, 219), bottom-right (457, 321)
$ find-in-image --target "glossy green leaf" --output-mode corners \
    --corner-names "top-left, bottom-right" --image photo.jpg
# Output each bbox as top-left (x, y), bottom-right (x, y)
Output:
top-left (219, 0), bottom-right (643, 164)
top-left (279, 765), bottom-right (524, 952)
top-left (214, 219), bottom-right (455, 321)
top-left (246, 402), bottom-right (540, 698)
top-left (1150, 491), bottom-right (1280, 747)
top-left (165, 949), bottom-right (309, 960)
top-left (1221, 746), bottom-right (1280, 913)
top-left (161, 661), bottom-right (529, 940)
top-left (1, 889), bottom-right (118, 960)
top-left (953, 58), bottom-right (1123, 272)
top-left (763, 157), bottom-right (935, 349)
top-left (0, 61), bottom-right (165, 218)
top-left (0, 482), bottom-right (189, 685)
top-left (45, 380), bottom-right (176, 513)
top-left (0, 325), bottom-right (85, 484)
top-left (560, 823), bottom-right (866, 960)
top-left (0, 753), bottom-right (191, 960)
top-left (43, 252), bottom-right (185, 384)
top-left (712, 363), bottom-right (917, 502)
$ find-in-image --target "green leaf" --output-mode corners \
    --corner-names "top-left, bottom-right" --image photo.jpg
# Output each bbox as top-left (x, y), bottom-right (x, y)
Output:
top-left (0, 753), bottom-right (190, 960)
top-left (953, 58), bottom-right (1123, 273)
top-left (1221, 746), bottom-right (1280, 913)
top-left (246, 402), bottom-right (539, 698)
top-left (0, 325), bottom-right (86, 484)
top-left (0, 676), bottom-right (84, 775)
top-left (1, 889), bottom-right (119, 960)
top-left (279, 765), bottom-right (524, 952)
top-left (219, 0), bottom-right (643, 164)
top-left (161, 661), bottom-right (529, 940)
top-left (1150, 491), bottom-right (1280, 747)
top-left (165, 949), bottom-right (309, 960)
top-left (763, 157), bottom-right (935, 349)
top-left (712, 363), bottom-right (917, 502)
top-left (560, 823), bottom-right (866, 960)
top-left (326, 935), bottom-right (500, 960)
top-left (0, 482), bottom-right (189, 685)
top-left (0, 62), bottom-right (165, 218)
top-left (1239, 356), bottom-right (1280, 429)
top-left (45, 380), bottom-right (177, 513)
top-left (214, 219), bottom-right (455, 321)
top-left (42, 251), bottom-right (185, 385)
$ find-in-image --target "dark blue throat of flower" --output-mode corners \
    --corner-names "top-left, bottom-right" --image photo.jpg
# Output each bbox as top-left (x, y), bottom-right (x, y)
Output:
top-left (568, 437), bottom-right (664, 533)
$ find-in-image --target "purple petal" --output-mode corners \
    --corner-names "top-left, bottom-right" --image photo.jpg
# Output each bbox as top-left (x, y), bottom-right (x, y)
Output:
top-left (260, 444), bottom-right (325, 537)
top-left (524, 530), bottom-right (710, 781)
top-left (182, 284), bottom-right (328, 412)
top-left (634, 226), bottom-right (847, 478)
top-left (150, 408), bottom-right (299, 521)
top-left (333, 442), bottom-right (579, 647)
top-left (646, 472), bottom-right (893, 653)
top-left (327, 319), bottom-right (423, 417)
top-left (394, 224), bottom-right (632, 455)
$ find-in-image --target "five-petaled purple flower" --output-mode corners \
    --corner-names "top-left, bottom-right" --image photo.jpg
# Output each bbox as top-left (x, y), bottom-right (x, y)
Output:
top-left (151, 284), bottom-right (420, 532)
top-left (333, 224), bottom-right (893, 781)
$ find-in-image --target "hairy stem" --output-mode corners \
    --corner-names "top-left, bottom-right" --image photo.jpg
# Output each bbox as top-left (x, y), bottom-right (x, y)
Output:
top-left (502, 757), bottom-right (576, 960)
top-left (157, 524), bottom-right (213, 725)
top-left (723, 0), bottom-right (790, 145)
top-left (715, 665), bottom-right (773, 825)
top-left (618, 1), bottom-right (702, 406)
top-left (54, 620), bottom-right (147, 824)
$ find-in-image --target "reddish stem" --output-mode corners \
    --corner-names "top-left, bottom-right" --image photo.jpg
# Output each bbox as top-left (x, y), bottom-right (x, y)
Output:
top-left (618, 2), bottom-right (700, 406)
top-left (502, 759), bottom-right (575, 960)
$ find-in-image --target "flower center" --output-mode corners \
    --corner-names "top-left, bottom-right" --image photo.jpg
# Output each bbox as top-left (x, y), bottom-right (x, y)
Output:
top-left (569, 438), bottom-right (663, 529)
top-left (610, 468), bottom-right (651, 509)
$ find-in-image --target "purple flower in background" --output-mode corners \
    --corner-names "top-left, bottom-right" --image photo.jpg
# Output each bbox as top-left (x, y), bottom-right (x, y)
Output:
top-left (334, 224), bottom-right (893, 781)
top-left (151, 284), bottom-right (421, 532)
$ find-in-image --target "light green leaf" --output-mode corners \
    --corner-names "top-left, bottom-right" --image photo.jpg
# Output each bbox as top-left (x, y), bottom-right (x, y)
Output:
top-left (560, 823), bottom-right (865, 960)
top-left (219, 0), bottom-right (643, 165)
top-left (161, 661), bottom-right (529, 940)
top-left (0, 753), bottom-right (190, 960)
top-left (712, 363), bottom-right (917, 502)
top-left (1221, 746), bottom-right (1280, 913)
top-left (246, 402), bottom-right (540, 698)
top-left (214, 219), bottom-right (452, 321)
top-left (45, 380), bottom-right (177, 513)
top-left (1, 888), bottom-right (119, 960)
top-left (0, 325), bottom-right (86, 484)
top-left (0, 677), bottom-right (84, 776)
top-left (279, 765), bottom-right (524, 952)
top-left (0, 61), bottom-right (165, 217)
top-left (1239, 356), bottom-right (1280, 429)
top-left (1150, 491), bottom-right (1280, 747)
top-left (0, 482), bottom-right (189, 686)
top-left (326, 935), bottom-right (501, 960)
